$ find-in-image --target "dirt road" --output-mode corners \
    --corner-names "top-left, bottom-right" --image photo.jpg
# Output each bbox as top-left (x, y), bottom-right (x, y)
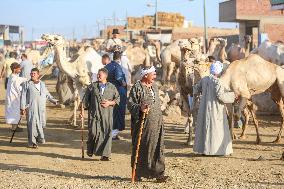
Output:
top-left (0, 79), bottom-right (283, 189)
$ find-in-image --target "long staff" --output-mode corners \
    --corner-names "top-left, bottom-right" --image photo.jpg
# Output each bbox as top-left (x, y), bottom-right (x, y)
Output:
top-left (131, 110), bottom-right (148, 183)
top-left (10, 116), bottom-right (22, 143)
top-left (80, 102), bottom-right (85, 159)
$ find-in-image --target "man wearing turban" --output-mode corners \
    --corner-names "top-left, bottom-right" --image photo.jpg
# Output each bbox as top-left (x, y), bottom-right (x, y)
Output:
top-left (193, 61), bottom-right (236, 156)
top-left (128, 66), bottom-right (168, 182)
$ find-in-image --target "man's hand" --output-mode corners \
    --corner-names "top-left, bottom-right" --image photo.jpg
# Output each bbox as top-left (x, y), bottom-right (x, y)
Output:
top-left (101, 100), bottom-right (114, 108)
top-left (140, 103), bottom-right (149, 113)
top-left (235, 94), bottom-right (240, 101)
top-left (20, 109), bottom-right (26, 115)
top-left (122, 81), bottom-right (127, 87)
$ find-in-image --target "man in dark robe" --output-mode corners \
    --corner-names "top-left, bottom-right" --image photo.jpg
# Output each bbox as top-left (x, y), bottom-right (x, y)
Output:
top-left (105, 51), bottom-right (127, 140)
top-left (82, 68), bottom-right (120, 161)
top-left (128, 66), bottom-right (168, 182)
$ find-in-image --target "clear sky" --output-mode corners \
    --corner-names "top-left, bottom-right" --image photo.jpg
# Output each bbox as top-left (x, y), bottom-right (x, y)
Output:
top-left (0, 0), bottom-right (236, 41)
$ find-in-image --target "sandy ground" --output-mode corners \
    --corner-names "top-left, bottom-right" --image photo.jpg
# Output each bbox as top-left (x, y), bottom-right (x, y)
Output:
top-left (0, 78), bottom-right (283, 189)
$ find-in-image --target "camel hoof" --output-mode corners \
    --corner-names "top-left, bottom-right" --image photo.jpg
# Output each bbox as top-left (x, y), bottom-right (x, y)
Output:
top-left (256, 138), bottom-right (261, 145)
top-left (187, 141), bottom-right (194, 146)
top-left (60, 104), bottom-right (65, 109)
top-left (272, 138), bottom-right (281, 144)
top-left (239, 135), bottom-right (247, 140)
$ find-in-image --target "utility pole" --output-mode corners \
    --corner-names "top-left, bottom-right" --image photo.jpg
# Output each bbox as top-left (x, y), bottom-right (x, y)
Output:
top-left (31, 27), bottom-right (34, 41)
top-left (113, 12), bottom-right (116, 26)
top-left (126, 10), bottom-right (128, 41)
top-left (155, 0), bottom-right (158, 30)
top-left (96, 20), bottom-right (101, 37)
top-left (203, 0), bottom-right (208, 52)
top-left (188, 0), bottom-right (208, 52)
top-left (72, 27), bottom-right (75, 41)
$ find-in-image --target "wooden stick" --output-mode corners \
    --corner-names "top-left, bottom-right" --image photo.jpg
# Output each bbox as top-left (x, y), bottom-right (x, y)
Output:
top-left (131, 110), bottom-right (148, 183)
top-left (81, 103), bottom-right (84, 159)
top-left (230, 104), bottom-right (235, 140)
top-left (10, 116), bottom-right (22, 143)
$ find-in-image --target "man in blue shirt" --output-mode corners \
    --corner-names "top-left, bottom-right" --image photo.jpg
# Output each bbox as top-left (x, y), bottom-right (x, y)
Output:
top-left (20, 53), bottom-right (34, 79)
top-left (105, 51), bottom-right (127, 140)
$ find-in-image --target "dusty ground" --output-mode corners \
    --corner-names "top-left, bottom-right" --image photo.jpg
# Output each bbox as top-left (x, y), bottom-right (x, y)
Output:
top-left (0, 78), bottom-right (283, 189)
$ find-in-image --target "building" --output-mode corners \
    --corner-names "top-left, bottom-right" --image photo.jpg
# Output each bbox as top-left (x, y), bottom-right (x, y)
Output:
top-left (219, 0), bottom-right (284, 47)
top-left (0, 25), bottom-right (24, 47)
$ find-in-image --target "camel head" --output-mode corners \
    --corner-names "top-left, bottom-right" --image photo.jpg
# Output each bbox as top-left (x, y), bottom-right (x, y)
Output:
top-left (41, 34), bottom-right (65, 47)
top-left (218, 38), bottom-right (227, 48)
top-left (243, 35), bottom-right (252, 44)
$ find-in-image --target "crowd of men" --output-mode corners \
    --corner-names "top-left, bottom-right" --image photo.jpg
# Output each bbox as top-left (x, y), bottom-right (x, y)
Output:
top-left (1, 28), bottom-right (238, 183)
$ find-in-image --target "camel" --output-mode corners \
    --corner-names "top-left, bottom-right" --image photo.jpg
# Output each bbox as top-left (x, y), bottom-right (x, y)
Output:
top-left (227, 35), bottom-right (252, 62)
top-left (161, 38), bottom-right (202, 83)
top-left (251, 40), bottom-right (284, 67)
top-left (217, 38), bottom-right (228, 63)
top-left (177, 40), bottom-right (206, 145)
top-left (124, 41), bottom-right (161, 83)
top-left (220, 54), bottom-right (284, 143)
top-left (41, 34), bottom-right (103, 126)
top-left (25, 46), bottom-right (54, 69)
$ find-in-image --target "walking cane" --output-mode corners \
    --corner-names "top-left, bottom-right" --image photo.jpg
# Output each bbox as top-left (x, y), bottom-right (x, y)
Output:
top-left (10, 116), bottom-right (22, 143)
top-left (230, 104), bottom-right (235, 140)
top-left (131, 109), bottom-right (148, 183)
top-left (80, 102), bottom-right (85, 159)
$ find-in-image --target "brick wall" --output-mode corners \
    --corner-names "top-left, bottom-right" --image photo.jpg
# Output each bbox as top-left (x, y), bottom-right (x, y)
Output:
top-left (236, 0), bottom-right (283, 17)
top-left (264, 24), bottom-right (284, 42)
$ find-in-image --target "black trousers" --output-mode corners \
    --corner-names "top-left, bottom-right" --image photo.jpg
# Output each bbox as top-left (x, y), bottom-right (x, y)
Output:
top-left (4, 77), bottom-right (8, 89)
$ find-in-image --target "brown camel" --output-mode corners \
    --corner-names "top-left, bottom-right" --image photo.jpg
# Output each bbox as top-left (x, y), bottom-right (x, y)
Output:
top-left (220, 54), bottom-right (284, 144)
top-left (227, 35), bottom-right (252, 62)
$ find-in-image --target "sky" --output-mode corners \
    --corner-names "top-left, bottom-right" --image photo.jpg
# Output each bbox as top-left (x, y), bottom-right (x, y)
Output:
top-left (0, 0), bottom-right (237, 41)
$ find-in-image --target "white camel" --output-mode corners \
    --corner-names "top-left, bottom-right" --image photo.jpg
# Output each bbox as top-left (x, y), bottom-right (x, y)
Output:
top-left (42, 34), bottom-right (103, 126)
top-left (251, 40), bottom-right (284, 68)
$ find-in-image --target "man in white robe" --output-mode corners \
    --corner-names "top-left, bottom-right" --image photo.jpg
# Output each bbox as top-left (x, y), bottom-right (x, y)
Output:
top-left (5, 62), bottom-right (28, 131)
top-left (193, 61), bottom-right (236, 156)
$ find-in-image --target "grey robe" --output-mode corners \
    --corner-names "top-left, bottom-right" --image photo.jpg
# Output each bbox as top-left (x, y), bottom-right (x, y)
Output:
top-left (21, 80), bottom-right (57, 145)
top-left (128, 81), bottom-right (165, 178)
top-left (193, 75), bottom-right (235, 155)
top-left (84, 82), bottom-right (120, 158)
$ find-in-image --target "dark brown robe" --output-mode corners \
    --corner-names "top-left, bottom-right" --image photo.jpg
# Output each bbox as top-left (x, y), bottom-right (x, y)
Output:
top-left (128, 80), bottom-right (165, 178)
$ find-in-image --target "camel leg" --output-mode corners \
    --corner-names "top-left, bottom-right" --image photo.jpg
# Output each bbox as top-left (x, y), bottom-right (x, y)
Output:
top-left (248, 106), bottom-right (261, 144)
top-left (167, 62), bottom-right (175, 82)
top-left (240, 107), bottom-right (250, 139)
top-left (236, 97), bottom-right (248, 120)
top-left (273, 99), bottom-right (284, 143)
top-left (186, 114), bottom-right (194, 146)
top-left (70, 96), bottom-right (79, 127)
top-left (162, 64), bottom-right (168, 84)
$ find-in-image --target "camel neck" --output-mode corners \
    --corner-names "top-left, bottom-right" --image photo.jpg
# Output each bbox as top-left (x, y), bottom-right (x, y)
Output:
top-left (54, 45), bottom-right (77, 78)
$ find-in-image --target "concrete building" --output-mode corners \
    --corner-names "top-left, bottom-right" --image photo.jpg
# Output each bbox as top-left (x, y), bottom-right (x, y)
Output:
top-left (219, 0), bottom-right (284, 47)
top-left (0, 24), bottom-right (24, 47)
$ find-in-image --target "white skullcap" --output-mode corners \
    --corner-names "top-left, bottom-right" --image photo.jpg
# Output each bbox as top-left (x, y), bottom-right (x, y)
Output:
top-left (210, 61), bottom-right (223, 75)
top-left (141, 66), bottom-right (156, 77)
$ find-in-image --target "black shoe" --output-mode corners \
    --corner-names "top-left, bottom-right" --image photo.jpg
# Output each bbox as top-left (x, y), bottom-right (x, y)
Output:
top-left (156, 175), bottom-right (169, 183)
top-left (27, 144), bottom-right (38, 149)
top-left (112, 135), bottom-right (121, 140)
top-left (100, 156), bottom-right (110, 161)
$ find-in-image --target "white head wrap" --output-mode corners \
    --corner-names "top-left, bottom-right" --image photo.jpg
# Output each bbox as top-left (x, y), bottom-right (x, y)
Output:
top-left (141, 66), bottom-right (156, 77)
top-left (210, 61), bottom-right (223, 75)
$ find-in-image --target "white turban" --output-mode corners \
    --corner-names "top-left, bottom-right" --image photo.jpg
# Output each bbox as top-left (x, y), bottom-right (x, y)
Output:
top-left (210, 61), bottom-right (223, 75)
top-left (141, 66), bottom-right (156, 77)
